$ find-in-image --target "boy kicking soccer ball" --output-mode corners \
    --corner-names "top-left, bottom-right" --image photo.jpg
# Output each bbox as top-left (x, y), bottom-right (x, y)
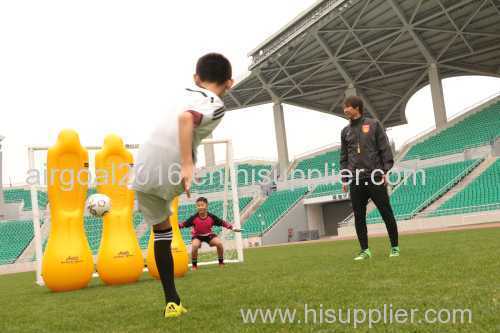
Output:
top-left (132, 53), bottom-right (234, 318)
top-left (179, 197), bottom-right (241, 270)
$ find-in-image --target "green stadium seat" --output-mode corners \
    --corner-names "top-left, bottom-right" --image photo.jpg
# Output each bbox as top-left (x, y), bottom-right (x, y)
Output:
top-left (403, 102), bottom-right (500, 160)
top-left (307, 183), bottom-right (343, 198)
top-left (431, 159), bottom-right (500, 217)
top-left (289, 149), bottom-right (340, 180)
top-left (191, 164), bottom-right (273, 194)
top-left (367, 159), bottom-right (481, 224)
top-left (0, 220), bottom-right (34, 265)
top-left (242, 187), bottom-right (307, 237)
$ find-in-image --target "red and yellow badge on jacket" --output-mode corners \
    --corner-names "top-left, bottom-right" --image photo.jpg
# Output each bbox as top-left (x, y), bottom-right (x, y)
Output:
top-left (362, 124), bottom-right (370, 134)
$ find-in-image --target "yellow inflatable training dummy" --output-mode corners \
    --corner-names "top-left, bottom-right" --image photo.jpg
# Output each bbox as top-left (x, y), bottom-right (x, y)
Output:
top-left (95, 134), bottom-right (143, 285)
top-left (42, 129), bottom-right (93, 292)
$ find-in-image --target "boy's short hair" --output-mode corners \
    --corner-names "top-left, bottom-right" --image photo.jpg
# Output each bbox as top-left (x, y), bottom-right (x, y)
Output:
top-left (344, 95), bottom-right (364, 114)
top-left (196, 53), bottom-right (232, 85)
top-left (196, 197), bottom-right (208, 204)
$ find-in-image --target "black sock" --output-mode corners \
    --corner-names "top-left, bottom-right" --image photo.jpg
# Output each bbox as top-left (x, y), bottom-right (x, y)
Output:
top-left (218, 257), bottom-right (224, 265)
top-left (192, 258), bottom-right (197, 267)
top-left (154, 228), bottom-right (180, 305)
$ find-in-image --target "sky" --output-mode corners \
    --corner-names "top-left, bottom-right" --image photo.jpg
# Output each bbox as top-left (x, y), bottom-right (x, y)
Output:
top-left (1, 0), bottom-right (499, 185)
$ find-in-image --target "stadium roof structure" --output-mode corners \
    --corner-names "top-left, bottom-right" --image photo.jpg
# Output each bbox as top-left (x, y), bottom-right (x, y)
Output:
top-left (223, 0), bottom-right (500, 128)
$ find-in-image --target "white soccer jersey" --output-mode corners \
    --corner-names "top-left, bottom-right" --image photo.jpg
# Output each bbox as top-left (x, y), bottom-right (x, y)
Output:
top-left (132, 86), bottom-right (225, 200)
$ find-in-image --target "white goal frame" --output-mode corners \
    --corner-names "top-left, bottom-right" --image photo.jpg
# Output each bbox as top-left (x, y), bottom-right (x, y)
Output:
top-left (28, 138), bottom-right (244, 286)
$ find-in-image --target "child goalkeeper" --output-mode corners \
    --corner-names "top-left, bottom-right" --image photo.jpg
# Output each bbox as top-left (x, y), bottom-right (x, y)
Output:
top-left (179, 196), bottom-right (241, 270)
top-left (132, 53), bottom-right (233, 318)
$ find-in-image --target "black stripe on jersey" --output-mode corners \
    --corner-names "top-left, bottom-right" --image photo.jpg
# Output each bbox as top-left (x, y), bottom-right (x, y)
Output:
top-left (213, 106), bottom-right (225, 117)
top-left (186, 88), bottom-right (207, 97)
top-left (213, 112), bottom-right (225, 120)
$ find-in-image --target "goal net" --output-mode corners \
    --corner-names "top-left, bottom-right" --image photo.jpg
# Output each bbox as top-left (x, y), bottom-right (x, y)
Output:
top-left (28, 138), bottom-right (244, 286)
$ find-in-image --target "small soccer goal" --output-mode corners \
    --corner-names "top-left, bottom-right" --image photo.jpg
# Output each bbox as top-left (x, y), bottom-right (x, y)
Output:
top-left (28, 137), bottom-right (244, 286)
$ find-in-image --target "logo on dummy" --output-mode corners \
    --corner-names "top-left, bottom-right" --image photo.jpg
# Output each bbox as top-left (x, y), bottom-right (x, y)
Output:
top-left (114, 251), bottom-right (133, 259)
top-left (61, 256), bottom-right (83, 264)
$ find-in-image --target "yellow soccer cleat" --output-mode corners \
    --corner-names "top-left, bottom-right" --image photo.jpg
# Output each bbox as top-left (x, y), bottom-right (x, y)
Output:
top-left (164, 302), bottom-right (188, 318)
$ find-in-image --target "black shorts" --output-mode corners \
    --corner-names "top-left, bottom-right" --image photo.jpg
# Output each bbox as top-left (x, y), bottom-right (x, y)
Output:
top-left (192, 234), bottom-right (216, 244)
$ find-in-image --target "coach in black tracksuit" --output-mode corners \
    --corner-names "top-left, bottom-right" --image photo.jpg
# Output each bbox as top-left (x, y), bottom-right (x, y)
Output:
top-left (340, 96), bottom-right (399, 259)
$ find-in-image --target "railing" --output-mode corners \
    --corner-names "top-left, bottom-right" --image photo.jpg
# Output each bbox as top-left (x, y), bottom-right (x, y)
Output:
top-left (338, 212), bottom-right (354, 226)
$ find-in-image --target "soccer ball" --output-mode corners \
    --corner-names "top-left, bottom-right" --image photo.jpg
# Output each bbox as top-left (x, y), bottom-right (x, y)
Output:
top-left (86, 194), bottom-right (111, 217)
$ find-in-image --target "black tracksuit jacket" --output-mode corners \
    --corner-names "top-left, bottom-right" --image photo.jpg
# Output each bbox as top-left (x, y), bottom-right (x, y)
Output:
top-left (340, 116), bottom-right (394, 180)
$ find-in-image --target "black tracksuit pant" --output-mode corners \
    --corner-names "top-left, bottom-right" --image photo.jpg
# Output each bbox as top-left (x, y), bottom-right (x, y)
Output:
top-left (349, 177), bottom-right (398, 250)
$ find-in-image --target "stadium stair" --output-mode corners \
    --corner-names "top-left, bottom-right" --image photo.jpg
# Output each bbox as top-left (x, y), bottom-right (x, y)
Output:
top-left (418, 156), bottom-right (498, 217)
top-left (366, 159), bottom-right (482, 224)
top-left (342, 170), bottom-right (414, 226)
top-left (242, 187), bottom-right (308, 238)
top-left (239, 195), bottom-right (266, 225)
top-left (430, 158), bottom-right (500, 217)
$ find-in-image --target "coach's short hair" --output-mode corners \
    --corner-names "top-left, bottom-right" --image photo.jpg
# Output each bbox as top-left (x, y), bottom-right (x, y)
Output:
top-left (196, 197), bottom-right (208, 204)
top-left (196, 53), bottom-right (232, 85)
top-left (344, 95), bottom-right (364, 114)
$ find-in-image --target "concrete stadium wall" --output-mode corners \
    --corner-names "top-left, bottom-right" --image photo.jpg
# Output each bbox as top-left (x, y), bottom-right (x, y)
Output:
top-left (338, 210), bottom-right (500, 237)
top-left (0, 261), bottom-right (35, 275)
top-left (0, 203), bottom-right (21, 220)
top-left (261, 200), bottom-right (308, 245)
top-left (398, 145), bottom-right (492, 170)
top-left (493, 138), bottom-right (500, 156)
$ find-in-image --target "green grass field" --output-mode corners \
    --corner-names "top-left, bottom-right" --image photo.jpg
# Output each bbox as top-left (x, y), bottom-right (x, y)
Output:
top-left (0, 227), bottom-right (498, 333)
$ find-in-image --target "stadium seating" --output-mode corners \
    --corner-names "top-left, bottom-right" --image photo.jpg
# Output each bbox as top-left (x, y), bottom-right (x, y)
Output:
top-left (236, 163), bottom-right (273, 186)
top-left (242, 187), bottom-right (307, 237)
top-left (307, 183), bottom-right (343, 198)
top-left (3, 188), bottom-right (30, 205)
top-left (306, 170), bottom-right (406, 199)
top-left (191, 168), bottom-right (226, 193)
top-left (431, 159), bottom-right (500, 217)
top-left (403, 102), bottom-right (500, 160)
top-left (84, 212), bottom-right (145, 254)
top-left (191, 164), bottom-right (273, 194)
top-left (84, 216), bottom-right (103, 254)
top-left (138, 197), bottom-right (253, 249)
top-left (367, 159), bottom-right (481, 223)
top-left (289, 149), bottom-right (340, 179)
top-left (0, 220), bottom-right (34, 265)
top-left (3, 188), bottom-right (49, 211)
